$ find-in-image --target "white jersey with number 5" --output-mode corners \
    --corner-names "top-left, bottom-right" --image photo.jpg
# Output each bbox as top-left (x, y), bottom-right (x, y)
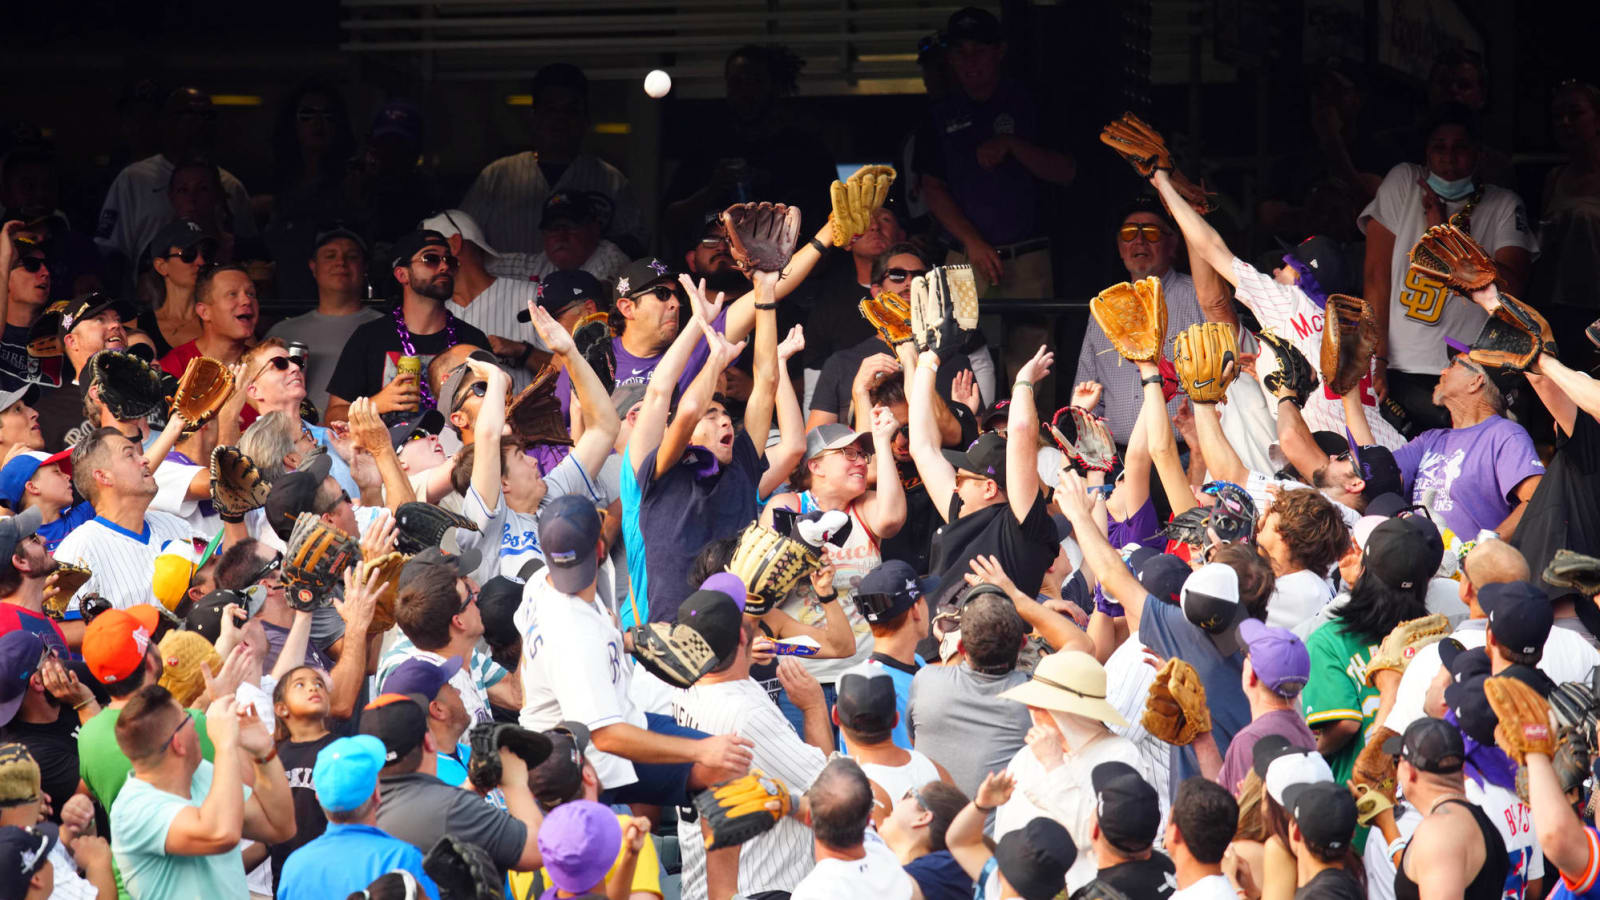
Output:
top-left (515, 568), bottom-right (644, 789)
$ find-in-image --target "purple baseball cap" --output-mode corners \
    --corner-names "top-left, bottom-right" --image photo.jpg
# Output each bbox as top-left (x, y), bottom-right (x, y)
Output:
top-left (1238, 619), bottom-right (1310, 697)
top-left (538, 799), bottom-right (621, 893)
top-left (702, 572), bottom-right (747, 611)
top-left (381, 655), bottom-right (462, 702)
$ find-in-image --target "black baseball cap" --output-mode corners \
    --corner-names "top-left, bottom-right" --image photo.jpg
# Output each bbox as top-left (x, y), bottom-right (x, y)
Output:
top-left (1383, 716), bottom-right (1465, 774)
top-left (1363, 517), bottom-right (1437, 591)
top-left (387, 409), bottom-right (444, 449)
top-left (1282, 780), bottom-right (1358, 854)
top-left (1444, 338), bottom-right (1521, 397)
top-left (1134, 550), bottom-right (1192, 606)
top-left (184, 589), bottom-right (265, 644)
top-left (437, 350), bottom-right (502, 415)
top-left (1479, 581), bottom-right (1553, 658)
top-left (835, 662), bottom-right (898, 735)
top-left (56, 292), bottom-right (136, 338)
top-left (399, 546), bottom-right (483, 582)
top-left (1439, 640), bottom-right (1491, 682)
top-left (312, 225), bottom-right (368, 257)
top-left (359, 693), bottom-right (429, 765)
top-left (530, 721), bottom-right (591, 811)
top-left (541, 192), bottom-right (599, 229)
top-left (0, 821), bottom-right (58, 897)
top-left (149, 219), bottom-right (214, 256)
top-left (615, 257), bottom-right (676, 299)
top-left (946, 7), bottom-right (1002, 45)
top-left (941, 432), bottom-right (1007, 485)
top-left (676, 588), bottom-right (744, 667)
top-left (853, 559), bottom-right (931, 625)
top-left (538, 495), bottom-right (602, 594)
top-left (1251, 734), bottom-right (1298, 779)
top-left (1091, 761), bottom-right (1160, 853)
top-left (389, 229), bottom-right (450, 270)
top-left (477, 576), bottom-right (525, 650)
top-left (518, 269), bottom-right (605, 322)
top-left (1350, 444), bottom-right (1404, 501)
top-left (994, 817), bottom-right (1075, 900)
top-left (1276, 235), bottom-right (1353, 297)
top-left (264, 453), bottom-right (333, 540)
top-left (1446, 673), bottom-right (1496, 745)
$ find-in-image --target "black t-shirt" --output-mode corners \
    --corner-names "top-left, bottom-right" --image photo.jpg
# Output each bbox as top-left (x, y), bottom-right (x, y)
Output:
top-left (1511, 413), bottom-right (1600, 600)
top-left (1294, 866), bottom-right (1364, 900)
top-left (1096, 854), bottom-right (1177, 900)
top-left (928, 489), bottom-right (1057, 608)
top-left (34, 378), bottom-right (88, 456)
top-left (0, 704), bottom-right (81, 825)
top-left (0, 322), bottom-right (63, 394)
top-left (799, 260), bottom-right (877, 370)
top-left (881, 462), bottom-right (935, 575)
top-left (812, 335), bottom-right (973, 425)
top-left (324, 309), bottom-right (490, 410)
top-left (270, 733), bottom-right (337, 890)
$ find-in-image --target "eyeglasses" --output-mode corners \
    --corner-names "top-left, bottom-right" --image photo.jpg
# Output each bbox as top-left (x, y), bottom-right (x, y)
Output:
top-left (247, 553), bottom-right (283, 585)
top-left (314, 491), bottom-right (351, 516)
top-left (457, 585), bottom-right (479, 614)
top-left (263, 355), bottom-right (304, 374)
top-left (880, 267), bottom-right (927, 285)
top-left (632, 284), bottom-right (677, 303)
top-left (699, 236), bottom-right (729, 248)
top-left (11, 257), bottom-right (46, 274)
top-left (155, 714), bottom-right (194, 757)
top-left (1119, 224), bottom-right (1167, 243)
top-left (403, 428), bottom-right (432, 444)
top-left (414, 252), bottom-right (459, 270)
top-left (902, 786), bottom-right (930, 809)
top-left (161, 244), bottom-right (212, 264)
top-left (827, 446), bottom-right (872, 463)
top-left (296, 106), bottom-right (334, 123)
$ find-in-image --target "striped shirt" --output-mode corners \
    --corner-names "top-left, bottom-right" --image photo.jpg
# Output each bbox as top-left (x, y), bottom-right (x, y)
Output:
top-left (673, 677), bottom-right (826, 896)
top-left (1074, 270), bottom-right (1207, 444)
top-left (459, 152), bottom-right (646, 256)
top-left (446, 277), bottom-right (549, 393)
top-left (1230, 257), bottom-right (1406, 449)
top-left (1102, 634), bottom-right (1172, 832)
top-left (376, 642), bottom-right (500, 726)
top-left (53, 511), bottom-right (199, 611)
top-left (487, 240), bottom-right (630, 288)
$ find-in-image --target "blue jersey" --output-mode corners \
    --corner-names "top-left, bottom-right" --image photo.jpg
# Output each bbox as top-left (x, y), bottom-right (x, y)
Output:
top-left (1552, 827), bottom-right (1600, 900)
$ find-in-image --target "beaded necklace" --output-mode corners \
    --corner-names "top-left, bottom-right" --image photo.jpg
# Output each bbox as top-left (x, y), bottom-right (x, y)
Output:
top-left (392, 304), bottom-right (457, 409)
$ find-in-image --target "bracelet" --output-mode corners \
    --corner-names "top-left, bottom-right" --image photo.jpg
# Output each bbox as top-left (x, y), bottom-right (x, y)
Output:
top-left (808, 237), bottom-right (827, 255)
top-left (816, 590), bottom-right (839, 604)
top-left (1140, 374), bottom-right (1163, 387)
top-left (1014, 380), bottom-right (1033, 392)
top-left (973, 801), bottom-right (995, 814)
top-left (254, 746), bottom-right (279, 766)
top-left (513, 342), bottom-right (533, 368)
top-left (1276, 395), bottom-right (1299, 406)
top-left (73, 698), bottom-right (96, 710)
top-left (753, 301), bottom-right (778, 310)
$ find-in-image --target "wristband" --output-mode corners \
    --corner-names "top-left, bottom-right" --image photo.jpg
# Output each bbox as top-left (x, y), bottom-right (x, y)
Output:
top-left (1374, 355), bottom-right (1388, 363)
top-left (973, 801), bottom-right (995, 814)
top-left (816, 590), bottom-right (839, 604)
top-left (1277, 395), bottom-right (1303, 408)
top-left (254, 746), bottom-right (279, 766)
top-left (1087, 484), bottom-right (1114, 497)
top-left (1140, 374), bottom-right (1163, 387)
top-left (753, 301), bottom-right (778, 310)
top-left (808, 237), bottom-right (827, 255)
top-left (1014, 380), bottom-right (1033, 392)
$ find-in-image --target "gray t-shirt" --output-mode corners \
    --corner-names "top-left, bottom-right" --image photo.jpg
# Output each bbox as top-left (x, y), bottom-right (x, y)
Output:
top-left (906, 664), bottom-right (1031, 799)
top-left (376, 772), bottom-right (527, 873)
top-left (266, 307), bottom-right (385, 413)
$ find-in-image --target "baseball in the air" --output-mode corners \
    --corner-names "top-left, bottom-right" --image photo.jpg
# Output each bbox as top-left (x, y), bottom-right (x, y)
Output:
top-left (644, 69), bottom-right (672, 99)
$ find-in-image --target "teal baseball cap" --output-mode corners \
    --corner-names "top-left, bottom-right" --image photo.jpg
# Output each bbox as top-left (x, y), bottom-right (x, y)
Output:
top-left (312, 735), bottom-right (388, 813)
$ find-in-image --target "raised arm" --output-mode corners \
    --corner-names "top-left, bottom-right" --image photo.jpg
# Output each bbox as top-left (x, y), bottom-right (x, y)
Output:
top-left (1056, 470), bottom-right (1149, 633)
top-left (1272, 391), bottom-right (1330, 485)
top-left (655, 309), bottom-right (745, 480)
top-left (1531, 347), bottom-right (1600, 434)
top-left (966, 555), bottom-right (1091, 655)
top-left (759, 325), bottom-right (807, 497)
top-left (1340, 389), bottom-right (1377, 449)
top-left (349, 397), bottom-right (415, 511)
top-left (1005, 346), bottom-right (1052, 522)
top-left (626, 275), bottom-right (717, 476)
top-left (721, 220), bottom-right (834, 344)
top-left (1526, 749), bottom-right (1596, 884)
top-left (858, 406), bottom-right (906, 539)
top-left (1190, 398), bottom-right (1248, 485)
top-left (0, 222), bottom-right (19, 328)
top-left (908, 349), bottom-right (957, 516)
top-left (741, 271), bottom-right (780, 460)
top-left (530, 302), bottom-right (618, 477)
top-left (1362, 220), bottom-right (1396, 401)
top-left (947, 772), bottom-right (1012, 880)
top-left (893, 342), bottom-right (962, 447)
top-left (466, 359), bottom-right (512, 507)
top-left (1152, 170), bottom-right (1238, 287)
top-left (166, 699), bottom-right (248, 854)
top-left (1140, 361), bottom-right (1197, 516)
top-left (1107, 382), bottom-right (1152, 520)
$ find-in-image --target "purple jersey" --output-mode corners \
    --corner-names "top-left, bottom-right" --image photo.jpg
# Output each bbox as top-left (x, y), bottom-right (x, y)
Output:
top-left (1391, 415), bottom-right (1545, 538)
top-left (555, 308), bottom-right (725, 417)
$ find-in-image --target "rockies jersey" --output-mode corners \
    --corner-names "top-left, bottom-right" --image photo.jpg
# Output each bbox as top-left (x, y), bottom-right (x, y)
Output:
top-left (445, 277), bottom-right (548, 393)
top-left (54, 511), bottom-right (199, 611)
top-left (459, 152), bottom-right (646, 256)
top-left (1230, 257), bottom-right (1406, 449)
top-left (673, 677), bottom-right (826, 896)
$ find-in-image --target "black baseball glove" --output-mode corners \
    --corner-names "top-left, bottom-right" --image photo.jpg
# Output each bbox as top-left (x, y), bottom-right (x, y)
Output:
top-left (423, 834), bottom-right (503, 900)
top-left (394, 502), bottom-right (479, 555)
top-left (465, 722), bottom-right (554, 793)
top-left (91, 350), bottom-right (169, 420)
top-left (1259, 329), bottom-right (1318, 409)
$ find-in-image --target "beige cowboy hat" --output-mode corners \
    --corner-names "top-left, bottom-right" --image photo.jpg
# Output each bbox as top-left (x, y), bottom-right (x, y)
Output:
top-left (1000, 650), bottom-right (1129, 727)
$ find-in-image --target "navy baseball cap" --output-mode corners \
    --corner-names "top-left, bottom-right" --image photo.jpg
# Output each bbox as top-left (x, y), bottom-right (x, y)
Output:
top-left (382, 655), bottom-right (462, 702)
top-left (994, 817), bottom-right (1076, 900)
top-left (941, 432), bottom-right (1007, 484)
top-left (1282, 780), bottom-right (1358, 855)
top-left (519, 269), bottom-right (605, 322)
top-left (312, 225), bottom-right (368, 257)
top-left (387, 409), bottom-right (444, 449)
top-left (946, 6), bottom-right (1002, 44)
top-left (1478, 581), bottom-right (1553, 658)
top-left (541, 192), bottom-right (600, 229)
top-left (853, 559), bottom-right (932, 625)
top-left (1446, 673), bottom-right (1497, 745)
top-left (0, 631), bottom-right (46, 727)
top-left (537, 495), bottom-right (601, 594)
top-left (150, 219), bottom-right (214, 256)
top-left (1134, 551), bottom-right (1192, 606)
top-left (370, 100), bottom-right (423, 142)
top-left (477, 577), bottom-right (525, 650)
top-left (1091, 761), bottom-right (1160, 852)
top-left (835, 662), bottom-right (898, 735)
top-left (0, 822), bottom-right (58, 897)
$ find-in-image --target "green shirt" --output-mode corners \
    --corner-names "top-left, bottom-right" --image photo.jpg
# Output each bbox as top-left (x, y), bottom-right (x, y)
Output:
top-left (1301, 621), bottom-right (1381, 785)
top-left (78, 707), bottom-right (215, 812)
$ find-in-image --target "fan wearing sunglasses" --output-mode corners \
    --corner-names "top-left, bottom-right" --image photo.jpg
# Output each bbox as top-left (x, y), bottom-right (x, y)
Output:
top-left (3, 224), bottom-right (54, 384)
top-left (141, 219), bottom-right (215, 357)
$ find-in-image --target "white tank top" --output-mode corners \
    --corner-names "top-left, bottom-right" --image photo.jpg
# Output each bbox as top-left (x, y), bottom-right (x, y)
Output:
top-left (783, 495), bottom-right (881, 683)
top-left (859, 749), bottom-right (942, 802)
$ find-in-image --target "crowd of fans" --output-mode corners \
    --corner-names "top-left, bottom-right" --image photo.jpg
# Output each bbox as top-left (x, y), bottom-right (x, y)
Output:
top-left (2, 5), bottom-right (1600, 900)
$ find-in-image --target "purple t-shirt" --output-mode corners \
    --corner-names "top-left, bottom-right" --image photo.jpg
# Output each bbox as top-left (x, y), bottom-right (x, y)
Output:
top-left (1108, 498), bottom-right (1160, 549)
top-left (1217, 707), bottom-right (1317, 796)
top-left (555, 309), bottom-right (725, 417)
top-left (1390, 416), bottom-right (1545, 538)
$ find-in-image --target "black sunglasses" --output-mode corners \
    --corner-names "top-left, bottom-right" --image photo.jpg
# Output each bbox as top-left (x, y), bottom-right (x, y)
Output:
top-left (11, 257), bottom-right (46, 274)
top-left (248, 553), bottom-right (283, 585)
top-left (458, 585), bottom-right (479, 614)
top-left (452, 380), bottom-right (489, 411)
top-left (161, 244), bottom-right (212, 264)
top-left (415, 252), bottom-right (459, 270)
top-left (880, 267), bottom-right (927, 284)
top-left (263, 355), bottom-right (304, 373)
top-left (633, 284), bottom-right (677, 302)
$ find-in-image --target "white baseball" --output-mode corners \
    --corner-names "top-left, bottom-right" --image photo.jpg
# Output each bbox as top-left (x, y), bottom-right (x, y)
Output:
top-left (644, 69), bottom-right (672, 99)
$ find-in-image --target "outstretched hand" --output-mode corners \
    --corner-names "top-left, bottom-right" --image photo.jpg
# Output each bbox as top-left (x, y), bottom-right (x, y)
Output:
top-left (528, 302), bottom-right (576, 356)
top-left (1014, 345), bottom-right (1055, 385)
top-left (679, 274), bottom-right (727, 327)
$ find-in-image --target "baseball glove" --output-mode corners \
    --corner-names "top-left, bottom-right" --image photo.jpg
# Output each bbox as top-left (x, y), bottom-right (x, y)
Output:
top-left (695, 770), bottom-right (791, 849)
top-left (283, 512), bottom-right (358, 612)
top-left (1048, 406), bottom-right (1118, 473)
top-left (828, 164), bottom-right (896, 247)
top-left (507, 365), bottom-right (572, 447)
top-left (358, 551), bottom-right (408, 634)
top-left (1172, 322), bottom-right (1239, 404)
top-left (1320, 294), bottom-right (1379, 395)
top-left (1258, 329), bottom-right (1317, 408)
top-left (465, 722), bottom-right (554, 793)
top-left (1546, 549), bottom-right (1600, 597)
top-left (172, 356), bottom-right (234, 428)
top-left (1161, 506), bottom-right (1211, 547)
top-left (909, 264), bottom-right (979, 351)
top-left (1549, 680), bottom-right (1597, 733)
top-left (859, 290), bottom-right (913, 346)
top-left (1485, 675), bottom-right (1555, 765)
top-left (1090, 277), bottom-right (1167, 362)
top-left (1467, 291), bottom-right (1557, 373)
top-left (1409, 224), bottom-right (1498, 294)
top-left (394, 502), bottom-right (479, 555)
top-left (209, 446), bottom-right (270, 524)
top-left (42, 563), bottom-right (91, 620)
top-left (721, 202), bottom-right (802, 273)
top-left (1098, 113), bottom-right (1215, 212)
top-left (1553, 726), bottom-right (1592, 796)
top-left (1143, 657), bottom-right (1212, 745)
top-left (423, 833), bottom-right (502, 900)
top-left (1364, 614), bottom-right (1451, 688)
top-left (1348, 725), bottom-right (1398, 825)
top-left (725, 522), bottom-right (822, 616)
top-left (629, 621), bottom-right (722, 689)
top-left (91, 350), bottom-right (168, 420)
top-left (572, 311), bottom-right (616, 393)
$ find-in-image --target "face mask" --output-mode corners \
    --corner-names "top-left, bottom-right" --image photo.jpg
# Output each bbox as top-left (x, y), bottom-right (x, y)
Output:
top-left (1426, 172), bottom-right (1476, 202)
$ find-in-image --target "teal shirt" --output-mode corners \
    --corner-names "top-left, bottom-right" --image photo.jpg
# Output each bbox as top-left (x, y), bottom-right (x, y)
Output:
top-left (111, 760), bottom-right (252, 900)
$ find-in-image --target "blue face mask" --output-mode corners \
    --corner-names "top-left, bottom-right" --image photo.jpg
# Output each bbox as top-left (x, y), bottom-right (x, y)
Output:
top-left (1426, 172), bottom-right (1476, 202)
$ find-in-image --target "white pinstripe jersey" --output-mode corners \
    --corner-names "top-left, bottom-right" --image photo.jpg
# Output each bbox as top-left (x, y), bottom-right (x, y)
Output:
top-left (54, 511), bottom-right (199, 611)
top-left (1230, 257), bottom-right (1406, 450)
top-left (486, 240), bottom-right (631, 288)
top-left (459, 152), bottom-right (646, 256)
top-left (673, 677), bottom-right (827, 896)
top-left (1103, 633), bottom-right (1172, 827)
top-left (445, 277), bottom-right (545, 393)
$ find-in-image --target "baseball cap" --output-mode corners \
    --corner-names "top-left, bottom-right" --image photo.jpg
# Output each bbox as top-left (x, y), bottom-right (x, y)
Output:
top-left (994, 817), bottom-right (1075, 900)
top-left (1277, 235), bottom-right (1352, 298)
top-left (1264, 749), bottom-right (1334, 806)
top-left (436, 349), bottom-right (502, 415)
top-left (853, 559), bottom-right (931, 625)
top-left (1445, 338), bottom-right (1521, 398)
top-left (1446, 674), bottom-right (1497, 745)
top-left (1382, 716), bottom-right (1466, 774)
top-left (264, 453), bottom-right (334, 540)
top-left (1180, 563), bottom-right (1246, 652)
top-left (156, 630), bottom-right (222, 706)
top-left (941, 432), bottom-right (1008, 484)
top-left (541, 192), bottom-right (599, 230)
top-left (313, 735), bottom-right (389, 813)
top-left (420, 209), bottom-right (500, 258)
top-left (530, 722), bottom-right (591, 811)
top-left (359, 693), bottom-right (429, 765)
top-left (1349, 445), bottom-right (1404, 501)
top-left (149, 219), bottom-right (214, 257)
top-left (1238, 619), bottom-right (1311, 698)
top-left (0, 633), bottom-right (46, 726)
top-left (0, 743), bottom-right (41, 807)
top-left (1478, 581), bottom-right (1553, 658)
top-left (538, 495), bottom-right (602, 594)
top-left (1251, 734), bottom-right (1298, 779)
top-left (399, 546), bottom-right (483, 583)
top-left (0, 384), bottom-right (39, 417)
top-left (1282, 780), bottom-right (1358, 854)
top-left (82, 608), bottom-right (153, 685)
top-left (614, 257), bottom-right (676, 298)
top-left (1363, 517), bottom-right (1437, 591)
top-left (370, 100), bottom-right (423, 142)
top-left (0, 450), bottom-right (69, 509)
top-left (610, 380), bottom-right (648, 418)
top-left (674, 589), bottom-right (744, 668)
top-left (382, 655), bottom-right (462, 701)
top-left (835, 662), bottom-right (898, 735)
top-left (539, 800), bottom-right (622, 893)
top-left (1091, 761), bottom-right (1160, 853)
top-left (387, 409), bottom-right (444, 450)
top-left (1135, 551), bottom-right (1191, 606)
top-left (55, 292), bottom-right (135, 338)
top-left (0, 507), bottom-right (42, 567)
top-left (946, 6), bottom-right (1003, 45)
top-left (519, 269), bottom-right (605, 322)
top-left (477, 577), bottom-right (525, 651)
top-left (0, 822), bottom-right (58, 900)
top-left (805, 423), bottom-right (871, 460)
top-left (184, 588), bottom-right (265, 644)
top-left (311, 225), bottom-right (367, 257)
top-left (388, 229), bottom-right (450, 270)
top-left (1439, 639), bottom-right (1491, 681)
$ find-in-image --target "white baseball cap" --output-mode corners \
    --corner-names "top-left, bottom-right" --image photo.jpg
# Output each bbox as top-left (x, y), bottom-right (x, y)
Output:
top-left (419, 209), bottom-right (500, 258)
